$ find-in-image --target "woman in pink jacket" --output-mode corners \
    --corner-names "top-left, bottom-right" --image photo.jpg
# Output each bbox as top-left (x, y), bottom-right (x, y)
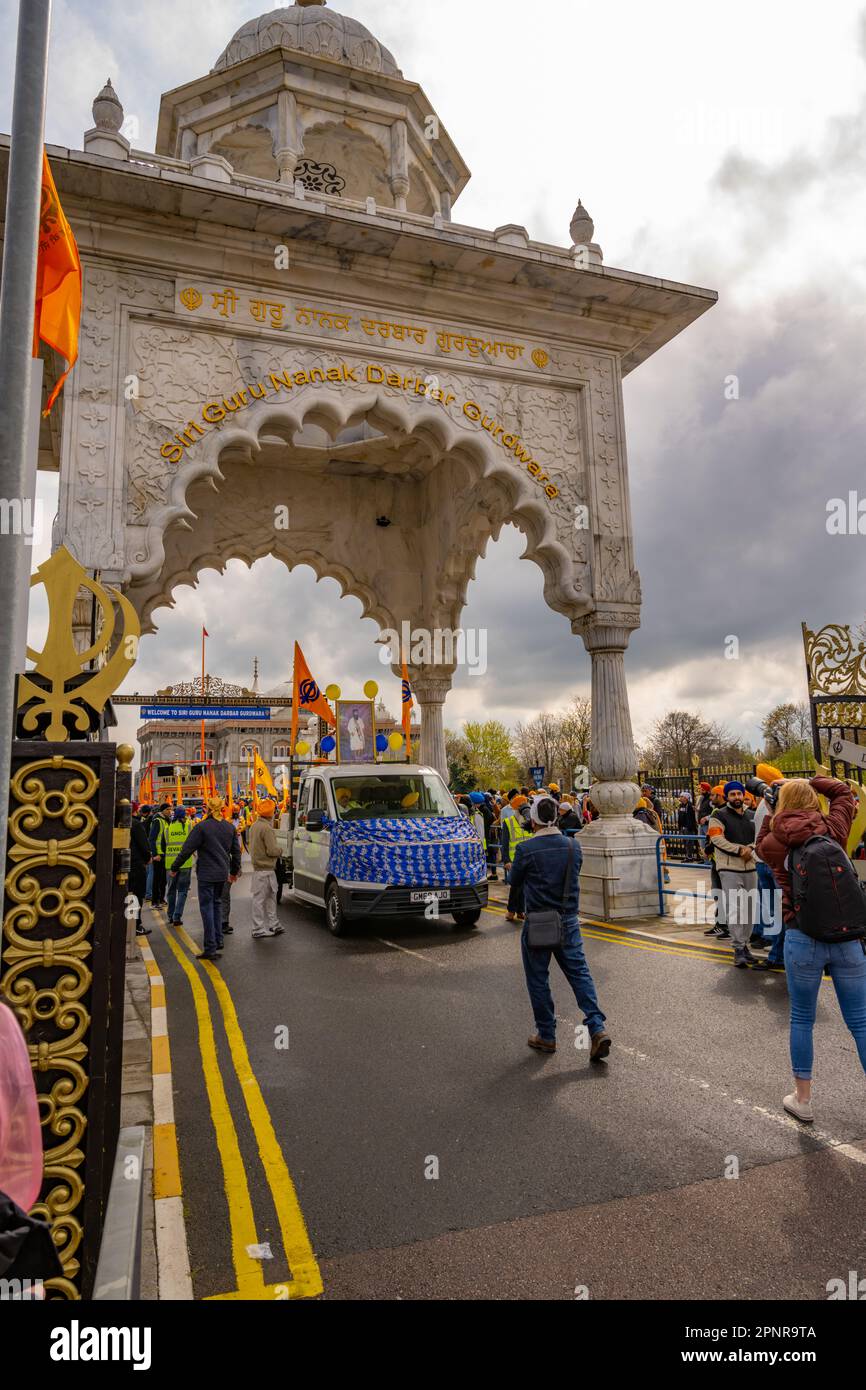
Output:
top-left (757, 777), bottom-right (866, 1124)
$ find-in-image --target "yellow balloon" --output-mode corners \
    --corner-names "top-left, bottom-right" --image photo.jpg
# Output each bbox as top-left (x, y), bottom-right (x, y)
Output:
top-left (364, 680), bottom-right (379, 700)
top-left (388, 733), bottom-right (404, 751)
top-left (325, 684), bottom-right (341, 701)
top-left (295, 741), bottom-right (310, 756)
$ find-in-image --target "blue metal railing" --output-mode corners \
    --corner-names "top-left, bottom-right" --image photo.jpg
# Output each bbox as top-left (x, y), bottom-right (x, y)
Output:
top-left (655, 833), bottom-right (712, 917)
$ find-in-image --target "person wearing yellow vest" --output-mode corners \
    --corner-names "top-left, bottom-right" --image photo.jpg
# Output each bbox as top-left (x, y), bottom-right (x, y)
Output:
top-left (503, 797), bottom-right (534, 922)
top-left (164, 807), bottom-right (192, 926)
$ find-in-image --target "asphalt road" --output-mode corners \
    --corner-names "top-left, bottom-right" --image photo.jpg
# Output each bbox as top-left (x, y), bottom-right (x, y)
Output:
top-left (145, 870), bottom-right (866, 1301)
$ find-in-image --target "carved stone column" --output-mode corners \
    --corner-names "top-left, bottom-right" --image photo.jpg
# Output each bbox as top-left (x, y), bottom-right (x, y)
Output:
top-left (578, 613), bottom-right (641, 818)
top-left (573, 610), bottom-right (660, 919)
top-left (409, 674), bottom-right (451, 781)
top-left (276, 91), bottom-right (303, 184)
top-left (390, 119), bottom-right (410, 213)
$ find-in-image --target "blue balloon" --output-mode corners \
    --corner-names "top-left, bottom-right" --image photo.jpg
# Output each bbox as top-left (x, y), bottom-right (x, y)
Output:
top-left (375, 733), bottom-right (389, 752)
top-left (321, 736), bottom-right (336, 754)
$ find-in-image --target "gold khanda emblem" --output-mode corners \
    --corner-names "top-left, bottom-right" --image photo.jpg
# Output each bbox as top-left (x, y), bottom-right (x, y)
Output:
top-left (180, 286), bottom-right (203, 311)
top-left (531, 348), bottom-right (549, 370)
top-left (17, 547), bottom-right (140, 741)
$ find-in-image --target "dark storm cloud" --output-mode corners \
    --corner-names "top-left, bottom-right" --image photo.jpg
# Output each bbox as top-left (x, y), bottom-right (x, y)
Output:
top-left (626, 283), bottom-right (866, 680)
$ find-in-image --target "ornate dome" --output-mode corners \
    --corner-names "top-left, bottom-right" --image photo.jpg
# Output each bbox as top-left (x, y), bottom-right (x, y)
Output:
top-left (213, 2), bottom-right (402, 77)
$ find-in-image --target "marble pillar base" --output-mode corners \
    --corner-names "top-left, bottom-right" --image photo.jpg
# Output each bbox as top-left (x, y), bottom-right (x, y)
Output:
top-left (578, 816), bottom-right (660, 921)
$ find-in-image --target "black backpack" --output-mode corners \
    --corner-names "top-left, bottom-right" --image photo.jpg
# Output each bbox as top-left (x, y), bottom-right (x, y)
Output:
top-left (789, 835), bottom-right (866, 943)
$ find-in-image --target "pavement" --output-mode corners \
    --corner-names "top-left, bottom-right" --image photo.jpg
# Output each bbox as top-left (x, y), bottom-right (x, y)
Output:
top-left (138, 866), bottom-right (866, 1302)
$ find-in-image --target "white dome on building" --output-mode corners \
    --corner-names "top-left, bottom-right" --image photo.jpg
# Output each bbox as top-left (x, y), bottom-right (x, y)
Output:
top-left (213, 2), bottom-right (402, 78)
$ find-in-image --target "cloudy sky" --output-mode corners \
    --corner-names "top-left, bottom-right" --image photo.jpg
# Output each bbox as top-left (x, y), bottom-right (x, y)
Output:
top-left (5, 0), bottom-right (866, 765)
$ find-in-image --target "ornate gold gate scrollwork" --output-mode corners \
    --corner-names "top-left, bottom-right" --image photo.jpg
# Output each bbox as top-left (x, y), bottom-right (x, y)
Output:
top-left (2, 755), bottom-right (99, 1299)
top-left (1, 547), bottom-right (138, 1299)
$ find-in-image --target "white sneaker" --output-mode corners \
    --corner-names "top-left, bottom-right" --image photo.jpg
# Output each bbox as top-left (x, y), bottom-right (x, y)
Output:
top-left (252, 929), bottom-right (271, 939)
top-left (783, 1092), bottom-right (814, 1124)
top-left (272, 924), bottom-right (285, 935)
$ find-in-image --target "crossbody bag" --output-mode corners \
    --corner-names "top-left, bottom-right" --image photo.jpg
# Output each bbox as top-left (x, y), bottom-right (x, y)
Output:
top-left (525, 839), bottom-right (576, 949)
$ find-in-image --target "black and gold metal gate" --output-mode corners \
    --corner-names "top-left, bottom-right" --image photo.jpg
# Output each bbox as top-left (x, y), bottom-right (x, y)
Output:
top-left (0, 548), bottom-right (139, 1298)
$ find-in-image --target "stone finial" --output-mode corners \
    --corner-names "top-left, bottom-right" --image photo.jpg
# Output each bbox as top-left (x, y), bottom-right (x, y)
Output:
top-left (93, 78), bottom-right (124, 133)
top-left (569, 200), bottom-right (595, 247)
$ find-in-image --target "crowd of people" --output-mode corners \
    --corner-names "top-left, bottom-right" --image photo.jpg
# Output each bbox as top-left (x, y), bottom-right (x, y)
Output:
top-left (126, 766), bottom-right (866, 1127)
top-left (130, 795), bottom-right (283, 960)
top-left (456, 768), bottom-right (866, 1125)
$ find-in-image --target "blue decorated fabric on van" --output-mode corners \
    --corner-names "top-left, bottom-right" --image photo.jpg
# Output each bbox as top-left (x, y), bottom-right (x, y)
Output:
top-left (327, 816), bottom-right (487, 886)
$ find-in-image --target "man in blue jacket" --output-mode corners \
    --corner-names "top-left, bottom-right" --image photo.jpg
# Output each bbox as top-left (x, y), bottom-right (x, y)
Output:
top-left (170, 798), bottom-right (241, 961)
top-left (509, 794), bottom-right (611, 1060)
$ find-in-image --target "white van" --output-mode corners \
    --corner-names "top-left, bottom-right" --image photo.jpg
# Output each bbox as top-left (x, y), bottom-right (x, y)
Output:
top-left (274, 763), bottom-right (488, 934)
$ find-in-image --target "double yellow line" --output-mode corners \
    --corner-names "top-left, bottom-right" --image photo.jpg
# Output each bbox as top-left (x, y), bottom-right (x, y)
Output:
top-left (153, 907), bottom-right (322, 1300)
top-left (481, 903), bottom-right (742, 964)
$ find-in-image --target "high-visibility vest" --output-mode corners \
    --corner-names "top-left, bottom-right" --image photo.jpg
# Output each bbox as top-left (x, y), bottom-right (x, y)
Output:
top-left (163, 819), bottom-right (190, 870)
top-left (503, 815), bottom-right (532, 859)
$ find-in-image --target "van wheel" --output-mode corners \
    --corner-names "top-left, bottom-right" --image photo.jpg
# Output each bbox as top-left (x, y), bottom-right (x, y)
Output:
top-left (453, 910), bottom-right (481, 930)
top-left (326, 883), bottom-right (348, 936)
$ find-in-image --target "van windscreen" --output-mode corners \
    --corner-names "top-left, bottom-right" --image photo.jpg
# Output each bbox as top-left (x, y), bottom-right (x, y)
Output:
top-left (332, 774), bottom-right (457, 820)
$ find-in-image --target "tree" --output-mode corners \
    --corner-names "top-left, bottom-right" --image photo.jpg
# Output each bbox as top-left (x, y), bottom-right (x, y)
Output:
top-left (761, 701), bottom-right (811, 756)
top-left (640, 710), bottom-right (714, 769)
top-left (639, 709), bottom-right (753, 771)
top-left (444, 729), bottom-right (474, 792)
top-left (462, 720), bottom-right (521, 789)
top-left (556, 697), bottom-right (592, 785)
top-left (512, 712), bottom-right (560, 783)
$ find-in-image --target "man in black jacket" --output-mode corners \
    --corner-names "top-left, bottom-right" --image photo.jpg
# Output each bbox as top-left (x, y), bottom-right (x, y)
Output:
top-left (148, 802), bottom-right (171, 907)
top-left (129, 810), bottom-right (152, 936)
top-left (171, 799), bottom-right (241, 961)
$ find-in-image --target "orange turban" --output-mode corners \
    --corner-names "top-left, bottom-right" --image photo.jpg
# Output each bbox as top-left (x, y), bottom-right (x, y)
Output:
top-left (756, 762), bottom-right (785, 785)
top-left (258, 799), bottom-right (276, 818)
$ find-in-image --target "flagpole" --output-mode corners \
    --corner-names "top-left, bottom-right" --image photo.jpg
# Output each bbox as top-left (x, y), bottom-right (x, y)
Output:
top-left (200, 626), bottom-right (206, 761)
top-left (0, 0), bottom-right (53, 954)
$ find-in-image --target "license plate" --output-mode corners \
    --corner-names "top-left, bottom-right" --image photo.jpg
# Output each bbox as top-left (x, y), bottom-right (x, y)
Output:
top-left (411, 889), bottom-right (449, 903)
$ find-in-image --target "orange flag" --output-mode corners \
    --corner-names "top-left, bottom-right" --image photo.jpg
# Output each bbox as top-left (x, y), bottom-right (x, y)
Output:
top-left (401, 652), bottom-right (414, 761)
top-left (35, 153), bottom-right (82, 414)
top-left (290, 642), bottom-right (335, 754)
top-left (224, 772), bottom-right (234, 819)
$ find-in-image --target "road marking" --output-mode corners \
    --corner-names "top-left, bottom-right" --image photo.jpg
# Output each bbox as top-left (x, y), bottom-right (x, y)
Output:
top-left (151, 1034), bottom-right (171, 1073)
top-left (616, 1042), bottom-right (866, 1158)
top-left (199, 961), bottom-right (323, 1298)
top-left (154, 1197), bottom-right (194, 1302)
top-left (375, 937), bottom-right (447, 967)
top-left (169, 918), bottom-right (323, 1299)
top-left (153, 1123), bottom-right (182, 1199)
top-left (481, 905), bottom-right (730, 963)
top-left (156, 916), bottom-right (268, 1299)
top-left (137, 933), bottom-right (193, 1300)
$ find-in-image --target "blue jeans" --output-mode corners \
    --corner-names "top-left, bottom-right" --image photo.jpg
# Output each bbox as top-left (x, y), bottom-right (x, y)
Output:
top-left (784, 928), bottom-right (866, 1080)
top-left (198, 879), bottom-right (225, 954)
top-left (754, 861), bottom-right (782, 943)
top-left (167, 868), bottom-right (191, 923)
top-left (521, 915), bottom-right (606, 1043)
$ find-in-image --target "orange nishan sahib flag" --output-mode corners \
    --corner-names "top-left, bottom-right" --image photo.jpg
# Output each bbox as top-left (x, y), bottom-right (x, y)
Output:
top-left (290, 641), bottom-right (335, 752)
top-left (36, 154), bottom-right (82, 414)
